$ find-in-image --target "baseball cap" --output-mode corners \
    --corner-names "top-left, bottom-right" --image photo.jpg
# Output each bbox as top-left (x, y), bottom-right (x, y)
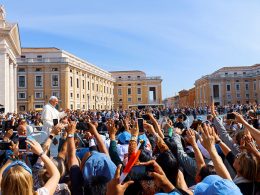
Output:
top-left (82, 151), bottom-right (116, 183)
top-left (194, 175), bottom-right (242, 195)
top-left (197, 116), bottom-right (203, 121)
top-left (117, 131), bottom-right (131, 144)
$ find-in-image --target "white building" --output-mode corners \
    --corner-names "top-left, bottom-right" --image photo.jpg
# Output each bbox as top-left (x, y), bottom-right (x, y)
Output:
top-left (0, 6), bottom-right (21, 113)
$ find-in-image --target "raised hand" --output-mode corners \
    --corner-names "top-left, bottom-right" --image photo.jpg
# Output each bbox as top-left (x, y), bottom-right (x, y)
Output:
top-left (130, 120), bottom-right (139, 137)
top-left (232, 112), bottom-right (246, 124)
top-left (201, 124), bottom-right (216, 152)
top-left (25, 139), bottom-right (44, 156)
top-left (185, 129), bottom-right (196, 146)
top-left (140, 160), bottom-right (175, 193)
top-left (106, 164), bottom-right (134, 195)
top-left (211, 101), bottom-right (217, 117)
top-left (143, 122), bottom-right (156, 135)
top-left (66, 121), bottom-right (77, 134)
top-left (107, 119), bottom-right (117, 140)
top-left (122, 116), bottom-right (130, 131)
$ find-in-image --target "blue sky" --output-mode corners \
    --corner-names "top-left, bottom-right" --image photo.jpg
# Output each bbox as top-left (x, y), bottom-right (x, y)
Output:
top-left (2, 0), bottom-right (260, 98)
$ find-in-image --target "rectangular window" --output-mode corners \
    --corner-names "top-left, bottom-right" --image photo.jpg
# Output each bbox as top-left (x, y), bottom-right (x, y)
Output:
top-left (237, 93), bottom-right (240, 98)
top-left (137, 88), bottom-right (142, 95)
top-left (35, 76), bottom-right (43, 87)
top-left (227, 94), bottom-right (231, 99)
top-left (82, 80), bottom-right (85, 89)
top-left (35, 68), bottom-right (42, 72)
top-left (96, 84), bottom-right (98, 91)
top-left (88, 82), bottom-right (90, 90)
top-left (92, 83), bottom-right (94, 91)
top-left (128, 97), bottom-right (132, 102)
top-left (104, 86), bottom-right (106, 93)
top-left (245, 83), bottom-right (249, 91)
top-left (226, 84), bottom-right (231, 92)
top-left (236, 84), bottom-right (240, 91)
top-left (70, 77), bottom-right (73, 87)
top-left (52, 75), bottom-right (59, 87)
top-left (35, 92), bottom-right (43, 99)
top-left (77, 78), bottom-right (79, 88)
top-left (246, 94), bottom-right (249, 99)
top-left (128, 88), bottom-right (131, 95)
top-left (254, 81), bottom-right (256, 91)
top-left (138, 97), bottom-right (142, 102)
top-left (70, 93), bottom-right (73, 98)
top-left (118, 88), bottom-right (122, 95)
top-left (34, 104), bottom-right (44, 109)
top-left (52, 68), bottom-right (58, 71)
top-left (52, 91), bottom-right (60, 98)
top-left (213, 85), bottom-right (219, 98)
top-left (18, 76), bottom-right (26, 88)
top-left (18, 92), bottom-right (26, 99)
top-left (77, 94), bottom-right (79, 98)
top-left (18, 68), bottom-right (25, 72)
top-left (19, 105), bottom-right (25, 111)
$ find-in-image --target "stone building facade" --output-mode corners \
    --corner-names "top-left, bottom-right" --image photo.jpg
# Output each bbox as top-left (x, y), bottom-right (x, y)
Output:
top-left (111, 71), bottom-right (162, 110)
top-left (0, 6), bottom-right (21, 113)
top-left (17, 48), bottom-right (114, 111)
top-left (195, 64), bottom-right (260, 106)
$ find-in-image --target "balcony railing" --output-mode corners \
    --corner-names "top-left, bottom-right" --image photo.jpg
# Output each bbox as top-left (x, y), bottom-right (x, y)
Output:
top-left (17, 57), bottom-right (69, 64)
top-left (17, 57), bottom-right (115, 82)
top-left (116, 76), bottom-right (162, 81)
top-left (210, 72), bottom-right (260, 79)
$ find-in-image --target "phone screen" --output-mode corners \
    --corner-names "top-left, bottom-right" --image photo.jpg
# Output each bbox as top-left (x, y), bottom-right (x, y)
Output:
top-left (227, 113), bottom-right (236, 120)
top-left (142, 114), bottom-right (150, 121)
top-left (128, 165), bottom-right (153, 181)
top-left (138, 118), bottom-right (144, 132)
top-left (53, 119), bottom-right (58, 126)
top-left (19, 136), bottom-right (27, 150)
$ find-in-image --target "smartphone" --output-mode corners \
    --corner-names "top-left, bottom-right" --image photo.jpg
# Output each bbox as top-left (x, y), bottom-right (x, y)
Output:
top-left (142, 114), bottom-right (150, 121)
top-left (227, 113), bottom-right (236, 120)
top-left (19, 136), bottom-right (27, 151)
top-left (0, 141), bottom-right (11, 150)
top-left (53, 119), bottom-right (59, 126)
top-left (76, 122), bottom-right (90, 131)
top-left (128, 165), bottom-right (154, 181)
top-left (138, 118), bottom-right (144, 133)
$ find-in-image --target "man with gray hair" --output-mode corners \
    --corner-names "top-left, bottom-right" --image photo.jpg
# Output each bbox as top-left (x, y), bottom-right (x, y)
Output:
top-left (41, 96), bottom-right (69, 155)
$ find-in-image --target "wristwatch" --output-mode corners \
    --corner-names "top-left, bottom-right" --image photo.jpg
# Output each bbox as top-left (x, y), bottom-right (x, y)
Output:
top-left (49, 134), bottom-right (54, 140)
top-left (68, 133), bottom-right (74, 138)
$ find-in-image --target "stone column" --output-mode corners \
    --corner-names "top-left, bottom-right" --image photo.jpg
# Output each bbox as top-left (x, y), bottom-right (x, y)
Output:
top-left (5, 54), bottom-right (10, 112)
top-left (9, 62), bottom-right (14, 112)
top-left (13, 64), bottom-right (17, 112)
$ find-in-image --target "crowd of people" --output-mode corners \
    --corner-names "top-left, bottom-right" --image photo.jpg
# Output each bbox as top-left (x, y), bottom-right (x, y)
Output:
top-left (0, 97), bottom-right (259, 195)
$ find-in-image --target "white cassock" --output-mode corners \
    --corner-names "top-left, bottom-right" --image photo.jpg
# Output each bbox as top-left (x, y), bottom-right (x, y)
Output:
top-left (41, 103), bottom-right (67, 156)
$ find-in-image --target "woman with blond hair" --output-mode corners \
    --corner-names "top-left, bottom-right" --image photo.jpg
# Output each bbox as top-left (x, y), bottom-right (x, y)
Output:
top-left (0, 139), bottom-right (60, 195)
